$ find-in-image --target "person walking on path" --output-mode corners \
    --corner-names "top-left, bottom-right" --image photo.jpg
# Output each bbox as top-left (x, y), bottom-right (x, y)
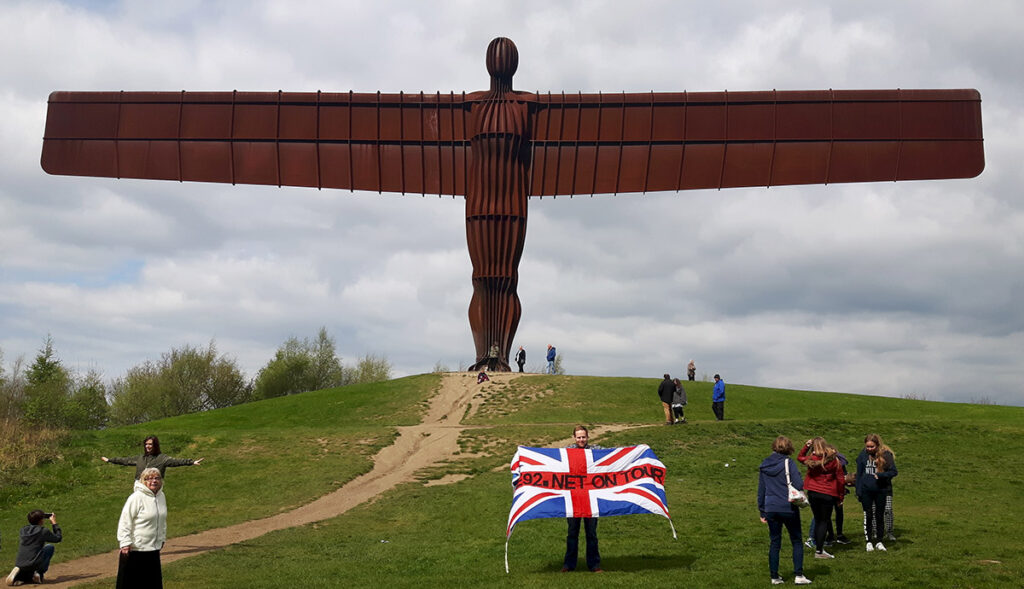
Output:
top-left (798, 438), bottom-right (844, 559)
top-left (102, 436), bottom-right (204, 480)
top-left (856, 434), bottom-right (898, 552)
top-left (758, 436), bottom-right (812, 586)
top-left (657, 374), bottom-right (675, 425)
top-left (671, 378), bottom-right (687, 424)
top-left (687, 360), bottom-right (696, 381)
top-left (712, 374), bottom-right (726, 420)
top-left (562, 425), bottom-right (602, 573)
top-left (6, 510), bottom-right (62, 585)
top-left (546, 345), bottom-right (557, 374)
top-left (515, 346), bottom-right (526, 372)
top-left (116, 468), bottom-right (168, 588)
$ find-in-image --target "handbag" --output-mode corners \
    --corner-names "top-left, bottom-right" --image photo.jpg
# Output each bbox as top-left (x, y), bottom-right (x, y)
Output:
top-left (785, 458), bottom-right (809, 508)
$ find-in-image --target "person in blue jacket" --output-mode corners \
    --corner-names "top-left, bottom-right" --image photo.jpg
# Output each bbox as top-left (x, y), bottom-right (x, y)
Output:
top-left (712, 374), bottom-right (726, 420)
top-left (546, 345), bottom-right (557, 374)
top-left (758, 436), bottom-right (812, 585)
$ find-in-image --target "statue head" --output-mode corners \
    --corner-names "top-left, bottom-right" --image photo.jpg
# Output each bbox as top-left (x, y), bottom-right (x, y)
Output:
top-left (486, 37), bottom-right (518, 92)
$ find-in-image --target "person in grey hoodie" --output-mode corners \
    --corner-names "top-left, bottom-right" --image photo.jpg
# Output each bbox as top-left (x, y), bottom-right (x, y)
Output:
top-left (6, 510), bottom-right (62, 585)
top-left (758, 436), bottom-right (812, 585)
top-left (101, 435), bottom-right (203, 480)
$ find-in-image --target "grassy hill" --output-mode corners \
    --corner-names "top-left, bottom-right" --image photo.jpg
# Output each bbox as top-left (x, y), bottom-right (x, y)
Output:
top-left (2, 374), bottom-right (1022, 588)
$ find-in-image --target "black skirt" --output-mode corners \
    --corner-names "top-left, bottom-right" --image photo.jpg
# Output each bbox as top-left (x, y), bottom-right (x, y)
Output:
top-left (116, 549), bottom-right (162, 589)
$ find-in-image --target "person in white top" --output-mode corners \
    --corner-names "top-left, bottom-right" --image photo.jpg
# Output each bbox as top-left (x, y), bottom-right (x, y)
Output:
top-left (116, 467), bottom-right (167, 588)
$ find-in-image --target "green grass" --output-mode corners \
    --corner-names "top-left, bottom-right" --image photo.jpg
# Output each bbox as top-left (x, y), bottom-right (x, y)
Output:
top-left (4, 373), bottom-right (1023, 588)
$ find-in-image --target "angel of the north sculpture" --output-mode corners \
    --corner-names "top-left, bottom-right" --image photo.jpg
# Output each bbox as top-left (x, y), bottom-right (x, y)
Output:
top-left (41, 37), bottom-right (984, 372)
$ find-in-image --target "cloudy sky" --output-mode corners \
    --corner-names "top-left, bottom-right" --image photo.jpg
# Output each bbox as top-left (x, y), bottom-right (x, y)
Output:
top-left (2, 0), bottom-right (1021, 405)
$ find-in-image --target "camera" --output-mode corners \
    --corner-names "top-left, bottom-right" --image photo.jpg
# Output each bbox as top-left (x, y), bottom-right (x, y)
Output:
top-left (42, 512), bottom-right (53, 518)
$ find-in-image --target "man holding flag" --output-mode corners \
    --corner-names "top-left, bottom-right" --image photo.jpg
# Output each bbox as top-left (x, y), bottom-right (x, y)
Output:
top-left (506, 426), bottom-right (675, 573)
top-left (563, 425), bottom-right (602, 573)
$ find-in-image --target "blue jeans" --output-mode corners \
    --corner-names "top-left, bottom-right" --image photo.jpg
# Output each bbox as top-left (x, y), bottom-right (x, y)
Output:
top-left (547, 360), bottom-right (555, 374)
top-left (765, 510), bottom-right (804, 579)
top-left (564, 517), bottom-right (600, 571)
top-left (14, 545), bottom-right (54, 583)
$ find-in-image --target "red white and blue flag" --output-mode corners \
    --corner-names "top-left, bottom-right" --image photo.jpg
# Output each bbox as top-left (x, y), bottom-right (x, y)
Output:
top-left (504, 444), bottom-right (675, 571)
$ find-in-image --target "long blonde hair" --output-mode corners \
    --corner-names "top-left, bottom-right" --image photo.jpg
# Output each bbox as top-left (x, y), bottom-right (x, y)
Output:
top-left (807, 437), bottom-right (837, 467)
top-left (864, 433), bottom-right (893, 472)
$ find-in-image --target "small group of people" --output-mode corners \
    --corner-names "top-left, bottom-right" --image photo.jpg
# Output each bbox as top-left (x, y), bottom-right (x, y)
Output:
top-left (104, 436), bottom-right (202, 588)
top-left (3, 436), bottom-right (202, 587)
top-left (655, 371), bottom-right (726, 424)
top-left (757, 433), bottom-right (898, 585)
top-left (657, 374), bottom-right (689, 424)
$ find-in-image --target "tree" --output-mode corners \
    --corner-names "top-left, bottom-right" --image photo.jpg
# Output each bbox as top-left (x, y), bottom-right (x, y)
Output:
top-left (0, 349), bottom-right (28, 419)
top-left (66, 369), bottom-right (109, 429)
top-left (22, 336), bottom-right (73, 428)
top-left (253, 327), bottom-right (344, 399)
top-left (109, 362), bottom-right (162, 425)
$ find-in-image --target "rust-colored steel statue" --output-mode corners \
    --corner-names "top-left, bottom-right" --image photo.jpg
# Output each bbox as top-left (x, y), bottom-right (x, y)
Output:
top-left (40, 37), bottom-right (984, 371)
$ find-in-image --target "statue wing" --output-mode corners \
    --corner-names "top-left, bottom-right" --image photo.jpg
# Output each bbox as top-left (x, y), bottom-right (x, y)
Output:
top-left (526, 89), bottom-right (984, 196)
top-left (42, 90), bottom-right (471, 195)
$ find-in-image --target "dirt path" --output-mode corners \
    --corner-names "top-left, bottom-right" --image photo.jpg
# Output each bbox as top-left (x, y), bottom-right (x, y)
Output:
top-left (41, 373), bottom-right (640, 587)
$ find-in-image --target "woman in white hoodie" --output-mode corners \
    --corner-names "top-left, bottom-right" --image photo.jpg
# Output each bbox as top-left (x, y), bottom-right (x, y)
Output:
top-left (116, 467), bottom-right (167, 588)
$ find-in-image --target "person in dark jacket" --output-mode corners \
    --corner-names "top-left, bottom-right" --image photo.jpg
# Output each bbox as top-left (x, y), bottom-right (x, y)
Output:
top-left (515, 346), bottom-right (526, 372)
top-left (758, 436), bottom-right (812, 585)
top-left (856, 433), bottom-right (898, 552)
top-left (657, 374), bottom-right (675, 425)
top-left (6, 510), bottom-right (62, 585)
top-left (101, 436), bottom-right (204, 480)
top-left (671, 378), bottom-right (687, 424)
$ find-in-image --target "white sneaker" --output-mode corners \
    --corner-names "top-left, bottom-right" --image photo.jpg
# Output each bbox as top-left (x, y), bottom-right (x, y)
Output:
top-left (813, 550), bottom-right (834, 559)
top-left (804, 539), bottom-right (815, 549)
top-left (875, 542), bottom-right (887, 551)
top-left (794, 575), bottom-right (812, 585)
top-left (865, 542), bottom-right (874, 552)
top-left (5, 567), bottom-right (19, 586)
top-left (771, 577), bottom-right (784, 585)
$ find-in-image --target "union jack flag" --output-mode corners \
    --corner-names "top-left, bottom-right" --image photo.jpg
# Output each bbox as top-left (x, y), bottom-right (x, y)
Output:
top-left (506, 444), bottom-right (673, 539)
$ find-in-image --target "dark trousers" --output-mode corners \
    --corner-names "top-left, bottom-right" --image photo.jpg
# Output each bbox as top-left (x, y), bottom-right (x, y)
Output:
top-left (12, 545), bottom-right (54, 583)
top-left (765, 510), bottom-right (804, 579)
top-left (712, 401), bottom-right (724, 420)
top-left (564, 517), bottom-right (600, 571)
top-left (807, 490), bottom-right (837, 552)
top-left (861, 491), bottom-right (888, 543)
top-left (517, 361), bottom-right (525, 372)
top-left (116, 550), bottom-right (162, 589)
top-left (809, 501), bottom-right (845, 545)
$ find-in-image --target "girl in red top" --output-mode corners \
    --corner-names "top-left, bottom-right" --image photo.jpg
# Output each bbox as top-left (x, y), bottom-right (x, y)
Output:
top-left (798, 437), bottom-right (844, 558)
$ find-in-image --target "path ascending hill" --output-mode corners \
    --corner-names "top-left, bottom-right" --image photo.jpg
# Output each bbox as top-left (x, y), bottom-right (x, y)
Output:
top-left (43, 372), bottom-right (491, 587)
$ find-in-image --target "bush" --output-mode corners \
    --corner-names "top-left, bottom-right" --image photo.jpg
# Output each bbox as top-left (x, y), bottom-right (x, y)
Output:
top-left (108, 341), bottom-right (250, 425)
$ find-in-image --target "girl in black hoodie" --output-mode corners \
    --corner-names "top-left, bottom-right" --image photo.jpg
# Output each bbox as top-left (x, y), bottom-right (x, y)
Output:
top-left (855, 433), bottom-right (898, 552)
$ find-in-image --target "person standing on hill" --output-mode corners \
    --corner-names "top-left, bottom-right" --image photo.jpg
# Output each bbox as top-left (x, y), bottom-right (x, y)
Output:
top-left (6, 510), bottom-right (62, 585)
top-left (562, 425), bottom-right (602, 573)
top-left (856, 434), bottom-right (898, 552)
top-left (102, 436), bottom-right (204, 480)
top-left (758, 436), bottom-right (812, 586)
top-left (712, 374), bottom-right (726, 420)
top-left (657, 374), bottom-right (675, 425)
top-left (515, 346), bottom-right (526, 372)
top-left (116, 468), bottom-right (167, 588)
top-left (798, 438), bottom-right (844, 559)
top-left (671, 378), bottom-right (687, 424)
top-left (687, 359), bottom-right (696, 381)
top-left (546, 345), bottom-right (557, 374)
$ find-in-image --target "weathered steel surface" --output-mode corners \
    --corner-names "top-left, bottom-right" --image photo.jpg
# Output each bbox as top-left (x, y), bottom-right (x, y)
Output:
top-left (41, 37), bottom-right (985, 371)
